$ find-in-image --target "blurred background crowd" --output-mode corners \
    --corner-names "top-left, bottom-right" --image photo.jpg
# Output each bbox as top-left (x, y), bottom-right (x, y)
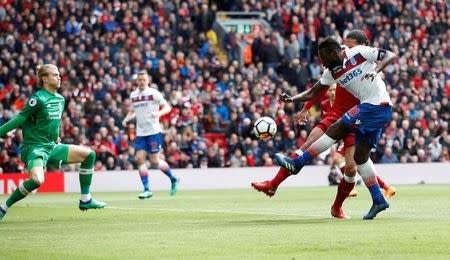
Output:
top-left (0, 0), bottom-right (448, 173)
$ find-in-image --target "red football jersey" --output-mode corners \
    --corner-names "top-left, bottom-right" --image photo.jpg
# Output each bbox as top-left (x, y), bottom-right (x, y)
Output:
top-left (320, 99), bottom-right (331, 118)
top-left (305, 84), bottom-right (360, 118)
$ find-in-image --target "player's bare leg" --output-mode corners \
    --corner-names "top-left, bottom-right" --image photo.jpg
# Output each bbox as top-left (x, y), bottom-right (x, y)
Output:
top-left (136, 149), bottom-right (152, 199)
top-left (149, 152), bottom-right (179, 196)
top-left (252, 127), bottom-right (324, 197)
top-left (67, 145), bottom-right (106, 210)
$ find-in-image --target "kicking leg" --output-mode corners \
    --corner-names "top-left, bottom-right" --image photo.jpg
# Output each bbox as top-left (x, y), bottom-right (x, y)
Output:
top-left (66, 145), bottom-right (106, 210)
top-left (252, 127), bottom-right (325, 196)
top-left (275, 119), bottom-right (349, 174)
top-left (0, 160), bottom-right (44, 221)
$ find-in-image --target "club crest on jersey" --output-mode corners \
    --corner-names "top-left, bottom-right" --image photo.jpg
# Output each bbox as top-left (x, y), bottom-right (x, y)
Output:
top-left (29, 98), bottom-right (37, 106)
top-left (332, 53), bottom-right (367, 80)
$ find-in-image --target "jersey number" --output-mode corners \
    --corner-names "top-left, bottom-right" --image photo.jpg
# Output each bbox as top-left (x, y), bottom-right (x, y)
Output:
top-left (348, 107), bottom-right (360, 117)
top-left (151, 142), bottom-right (158, 150)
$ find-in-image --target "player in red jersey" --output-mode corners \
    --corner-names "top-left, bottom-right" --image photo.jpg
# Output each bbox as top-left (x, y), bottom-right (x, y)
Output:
top-left (252, 30), bottom-right (395, 218)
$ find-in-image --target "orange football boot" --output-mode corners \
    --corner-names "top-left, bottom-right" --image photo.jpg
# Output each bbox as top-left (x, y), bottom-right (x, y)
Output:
top-left (384, 186), bottom-right (396, 199)
top-left (348, 187), bottom-right (357, 197)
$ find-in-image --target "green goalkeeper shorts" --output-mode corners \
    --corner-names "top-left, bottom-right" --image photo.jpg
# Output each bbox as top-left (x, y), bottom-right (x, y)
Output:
top-left (21, 144), bottom-right (70, 171)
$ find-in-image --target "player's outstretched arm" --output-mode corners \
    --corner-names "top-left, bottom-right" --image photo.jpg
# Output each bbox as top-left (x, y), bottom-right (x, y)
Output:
top-left (1, 95), bottom-right (41, 136)
top-left (279, 82), bottom-right (329, 104)
top-left (0, 114), bottom-right (27, 137)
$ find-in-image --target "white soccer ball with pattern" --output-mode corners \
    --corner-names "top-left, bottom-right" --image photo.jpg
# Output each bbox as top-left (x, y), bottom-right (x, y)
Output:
top-left (253, 117), bottom-right (277, 141)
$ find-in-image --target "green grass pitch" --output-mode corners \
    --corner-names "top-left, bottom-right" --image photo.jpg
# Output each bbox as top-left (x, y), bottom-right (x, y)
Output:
top-left (1, 184), bottom-right (449, 259)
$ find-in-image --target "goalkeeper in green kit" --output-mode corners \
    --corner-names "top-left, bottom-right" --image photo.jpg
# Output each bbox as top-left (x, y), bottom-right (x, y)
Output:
top-left (0, 64), bottom-right (105, 222)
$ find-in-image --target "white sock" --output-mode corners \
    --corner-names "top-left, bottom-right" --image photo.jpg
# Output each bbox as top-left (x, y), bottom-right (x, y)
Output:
top-left (80, 193), bottom-right (91, 202)
top-left (358, 159), bottom-right (378, 187)
top-left (308, 134), bottom-right (336, 157)
top-left (139, 163), bottom-right (148, 173)
top-left (157, 159), bottom-right (169, 170)
top-left (344, 174), bottom-right (356, 183)
top-left (0, 203), bottom-right (8, 212)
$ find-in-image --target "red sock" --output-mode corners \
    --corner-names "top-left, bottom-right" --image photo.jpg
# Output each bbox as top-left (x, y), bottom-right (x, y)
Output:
top-left (333, 179), bottom-right (355, 209)
top-left (376, 176), bottom-right (389, 190)
top-left (271, 153), bottom-right (299, 187)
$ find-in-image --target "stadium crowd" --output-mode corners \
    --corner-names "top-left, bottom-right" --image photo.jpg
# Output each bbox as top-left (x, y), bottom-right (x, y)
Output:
top-left (0, 0), bottom-right (448, 173)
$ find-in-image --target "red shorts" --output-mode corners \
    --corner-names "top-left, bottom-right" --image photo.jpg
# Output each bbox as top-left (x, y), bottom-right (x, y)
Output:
top-left (316, 115), bottom-right (339, 133)
top-left (316, 115), bottom-right (355, 156)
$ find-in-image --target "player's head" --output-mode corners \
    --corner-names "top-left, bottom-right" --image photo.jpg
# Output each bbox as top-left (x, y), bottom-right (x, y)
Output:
top-left (346, 29), bottom-right (369, 48)
top-left (36, 64), bottom-right (60, 90)
top-left (327, 83), bottom-right (337, 103)
top-left (137, 71), bottom-right (149, 90)
top-left (318, 37), bottom-right (344, 70)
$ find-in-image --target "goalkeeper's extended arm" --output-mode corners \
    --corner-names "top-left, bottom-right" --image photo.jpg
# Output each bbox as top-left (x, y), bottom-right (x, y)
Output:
top-left (0, 114), bottom-right (27, 137)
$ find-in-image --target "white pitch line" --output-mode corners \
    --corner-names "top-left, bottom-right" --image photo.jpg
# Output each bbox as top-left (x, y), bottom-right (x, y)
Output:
top-left (12, 204), bottom-right (326, 217)
top-left (105, 206), bottom-right (325, 217)
top-left (0, 220), bottom-right (220, 230)
top-left (0, 222), bottom-right (160, 230)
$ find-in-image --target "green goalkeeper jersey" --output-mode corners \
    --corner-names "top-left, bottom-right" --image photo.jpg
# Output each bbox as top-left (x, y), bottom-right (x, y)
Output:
top-left (0, 88), bottom-right (65, 145)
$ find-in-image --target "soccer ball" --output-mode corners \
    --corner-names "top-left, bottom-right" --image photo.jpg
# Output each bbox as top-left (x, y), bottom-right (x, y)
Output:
top-left (253, 117), bottom-right (277, 141)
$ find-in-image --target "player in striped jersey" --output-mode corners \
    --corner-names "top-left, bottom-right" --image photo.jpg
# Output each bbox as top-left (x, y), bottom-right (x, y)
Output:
top-left (275, 36), bottom-right (396, 219)
top-left (252, 31), bottom-right (395, 219)
top-left (122, 71), bottom-right (179, 199)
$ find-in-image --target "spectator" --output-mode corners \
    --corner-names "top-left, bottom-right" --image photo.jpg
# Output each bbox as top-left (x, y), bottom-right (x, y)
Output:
top-left (262, 157), bottom-right (276, 167)
top-left (380, 147), bottom-right (399, 164)
top-left (428, 137), bottom-right (443, 161)
top-left (261, 37), bottom-right (281, 70)
top-left (223, 26), bottom-right (238, 62)
top-left (328, 167), bottom-right (341, 185)
top-left (229, 148), bottom-right (243, 167)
